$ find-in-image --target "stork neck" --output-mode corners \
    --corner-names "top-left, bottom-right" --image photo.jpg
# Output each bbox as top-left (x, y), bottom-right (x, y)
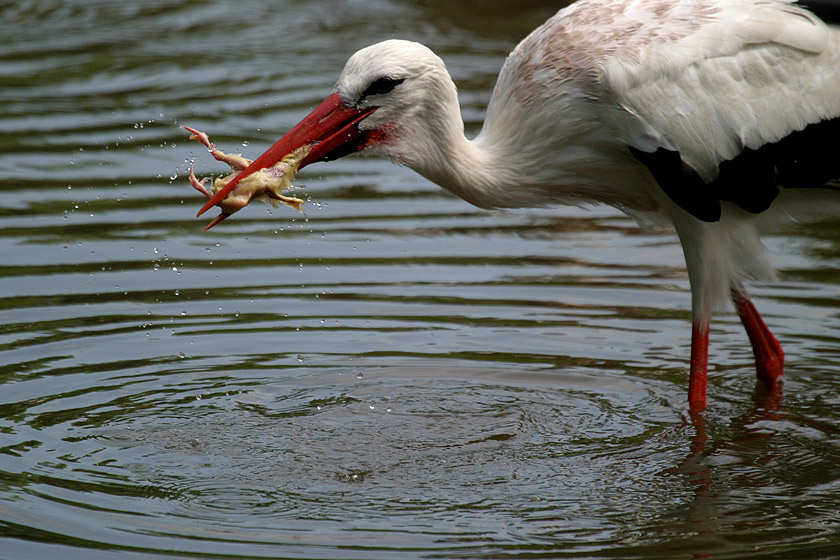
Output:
top-left (407, 98), bottom-right (661, 212)
top-left (398, 103), bottom-right (530, 210)
top-left (421, 135), bottom-right (521, 209)
top-left (386, 69), bottom-right (653, 211)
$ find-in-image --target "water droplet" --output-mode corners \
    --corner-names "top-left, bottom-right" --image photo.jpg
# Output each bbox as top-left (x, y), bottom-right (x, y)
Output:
top-left (356, 372), bottom-right (364, 379)
top-left (170, 172), bottom-right (178, 180)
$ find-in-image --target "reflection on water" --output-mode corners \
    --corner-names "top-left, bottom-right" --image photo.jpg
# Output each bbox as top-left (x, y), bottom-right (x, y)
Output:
top-left (1, 0), bottom-right (840, 558)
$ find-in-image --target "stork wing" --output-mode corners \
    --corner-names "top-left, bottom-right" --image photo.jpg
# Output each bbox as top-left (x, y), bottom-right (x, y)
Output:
top-left (601, 0), bottom-right (840, 183)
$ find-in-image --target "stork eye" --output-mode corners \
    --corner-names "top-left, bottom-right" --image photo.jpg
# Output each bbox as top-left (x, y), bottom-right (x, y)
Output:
top-left (361, 76), bottom-right (404, 98)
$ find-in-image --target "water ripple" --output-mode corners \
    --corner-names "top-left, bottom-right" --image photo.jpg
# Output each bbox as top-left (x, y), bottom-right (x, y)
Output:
top-left (2, 0), bottom-right (840, 558)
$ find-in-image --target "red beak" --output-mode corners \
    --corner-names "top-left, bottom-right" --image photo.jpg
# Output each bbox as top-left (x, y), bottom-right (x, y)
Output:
top-left (197, 93), bottom-right (377, 217)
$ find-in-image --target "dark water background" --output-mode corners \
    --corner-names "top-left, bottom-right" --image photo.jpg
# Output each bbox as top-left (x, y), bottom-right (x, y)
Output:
top-left (2, 1), bottom-right (840, 558)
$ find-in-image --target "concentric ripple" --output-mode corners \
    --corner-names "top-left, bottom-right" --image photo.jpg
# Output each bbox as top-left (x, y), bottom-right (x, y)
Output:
top-left (1, 1), bottom-right (840, 559)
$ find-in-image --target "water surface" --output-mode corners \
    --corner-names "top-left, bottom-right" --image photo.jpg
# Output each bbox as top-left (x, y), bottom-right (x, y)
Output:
top-left (2, 1), bottom-right (840, 558)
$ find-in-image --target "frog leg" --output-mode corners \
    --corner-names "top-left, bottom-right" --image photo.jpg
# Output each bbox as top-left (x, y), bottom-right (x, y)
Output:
top-left (184, 126), bottom-right (252, 170)
top-left (266, 191), bottom-right (304, 212)
top-left (188, 165), bottom-right (232, 229)
top-left (188, 166), bottom-right (213, 198)
top-left (183, 126), bottom-right (215, 150)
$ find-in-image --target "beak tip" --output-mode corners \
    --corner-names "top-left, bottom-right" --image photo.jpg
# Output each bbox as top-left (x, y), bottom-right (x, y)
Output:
top-left (202, 213), bottom-right (230, 231)
top-left (197, 201), bottom-right (214, 217)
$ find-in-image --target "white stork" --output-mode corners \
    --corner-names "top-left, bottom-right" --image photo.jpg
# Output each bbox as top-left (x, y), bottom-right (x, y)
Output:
top-left (198, 0), bottom-right (840, 412)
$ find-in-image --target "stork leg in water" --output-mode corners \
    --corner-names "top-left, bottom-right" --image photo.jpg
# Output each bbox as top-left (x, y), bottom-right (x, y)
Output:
top-left (193, 0), bottom-right (840, 413)
top-left (688, 285), bottom-right (784, 412)
top-left (731, 285), bottom-right (785, 389)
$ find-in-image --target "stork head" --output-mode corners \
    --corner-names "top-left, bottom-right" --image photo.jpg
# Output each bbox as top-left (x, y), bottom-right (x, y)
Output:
top-left (334, 40), bottom-right (459, 164)
top-left (197, 40), bottom-right (458, 217)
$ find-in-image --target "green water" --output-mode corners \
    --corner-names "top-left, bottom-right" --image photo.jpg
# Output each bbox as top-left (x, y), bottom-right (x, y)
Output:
top-left (1, 1), bottom-right (840, 558)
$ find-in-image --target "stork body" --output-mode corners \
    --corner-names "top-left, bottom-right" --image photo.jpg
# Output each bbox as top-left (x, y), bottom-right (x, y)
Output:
top-left (200, 0), bottom-right (840, 412)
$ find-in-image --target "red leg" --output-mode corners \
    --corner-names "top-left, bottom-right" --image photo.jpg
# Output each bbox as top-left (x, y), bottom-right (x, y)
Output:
top-left (730, 285), bottom-right (784, 389)
top-left (688, 314), bottom-right (710, 413)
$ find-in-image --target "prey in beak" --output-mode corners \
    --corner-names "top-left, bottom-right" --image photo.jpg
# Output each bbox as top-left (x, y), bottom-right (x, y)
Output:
top-left (185, 127), bottom-right (308, 231)
top-left (190, 93), bottom-right (378, 230)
